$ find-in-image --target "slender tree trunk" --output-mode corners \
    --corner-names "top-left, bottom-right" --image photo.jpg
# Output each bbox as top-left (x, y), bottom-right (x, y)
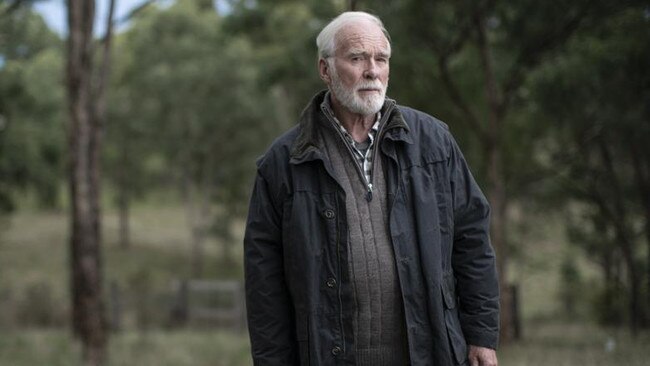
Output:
top-left (221, 218), bottom-right (234, 266)
top-left (182, 170), bottom-right (207, 278)
top-left (66, 0), bottom-right (106, 364)
top-left (117, 196), bottom-right (130, 250)
top-left (117, 184), bottom-right (129, 249)
top-left (423, 0), bottom-right (592, 344)
top-left (485, 139), bottom-right (511, 339)
top-left (474, 6), bottom-right (513, 341)
top-left (117, 136), bottom-right (130, 249)
top-left (629, 142), bottom-right (650, 326)
top-left (183, 174), bottom-right (198, 277)
top-left (178, 111), bottom-right (207, 278)
top-left (597, 139), bottom-right (640, 336)
top-left (597, 221), bottom-right (617, 322)
top-left (193, 182), bottom-right (211, 277)
top-left (66, 0), bottom-right (115, 364)
top-left (611, 222), bottom-right (640, 335)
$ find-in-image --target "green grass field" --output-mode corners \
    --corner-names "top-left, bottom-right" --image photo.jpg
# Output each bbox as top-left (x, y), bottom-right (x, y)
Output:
top-left (0, 322), bottom-right (646, 366)
top-left (0, 329), bottom-right (251, 366)
top-left (0, 207), bottom-right (647, 365)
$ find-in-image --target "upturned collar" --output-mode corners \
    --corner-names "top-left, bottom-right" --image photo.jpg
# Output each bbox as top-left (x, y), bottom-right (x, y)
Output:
top-left (289, 90), bottom-right (411, 164)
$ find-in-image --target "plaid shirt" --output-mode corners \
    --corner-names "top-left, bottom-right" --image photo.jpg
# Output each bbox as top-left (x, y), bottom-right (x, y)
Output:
top-left (331, 114), bottom-right (381, 185)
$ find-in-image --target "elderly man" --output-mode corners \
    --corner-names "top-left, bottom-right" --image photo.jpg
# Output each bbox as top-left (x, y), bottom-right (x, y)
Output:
top-left (244, 11), bottom-right (499, 366)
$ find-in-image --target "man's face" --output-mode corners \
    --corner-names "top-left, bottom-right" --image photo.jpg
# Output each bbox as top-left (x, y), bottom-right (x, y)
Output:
top-left (321, 21), bottom-right (391, 116)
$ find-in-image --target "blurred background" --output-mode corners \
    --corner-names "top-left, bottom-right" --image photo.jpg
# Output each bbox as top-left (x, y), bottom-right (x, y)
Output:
top-left (0, 0), bottom-right (649, 365)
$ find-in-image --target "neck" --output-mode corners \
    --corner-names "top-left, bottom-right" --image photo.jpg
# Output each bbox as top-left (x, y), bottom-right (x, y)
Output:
top-left (329, 93), bottom-right (377, 143)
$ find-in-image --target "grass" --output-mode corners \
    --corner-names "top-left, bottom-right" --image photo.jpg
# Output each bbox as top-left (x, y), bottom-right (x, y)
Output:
top-left (0, 329), bottom-right (251, 366)
top-left (1, 321), bottom-right (648, 365)
top-left (500, 321), bottom-right (650, 366)
top-left (0, 206), bottom-right (648, 365)
top-left (0, 205), bottom-right (244, 314)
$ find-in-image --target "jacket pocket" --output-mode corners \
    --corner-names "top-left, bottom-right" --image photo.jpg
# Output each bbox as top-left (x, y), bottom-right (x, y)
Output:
top-left (296, 313), bottom-right (310, 365)
top-left (441, 273), bottom-right (468, 365)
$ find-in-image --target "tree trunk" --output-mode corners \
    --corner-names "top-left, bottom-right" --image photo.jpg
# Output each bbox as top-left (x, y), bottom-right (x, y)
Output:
top-left (118, 186), bottom-right (129, 250)
top-left (66, 0), bottom-right (115, 364)
top-left (182, 170), bottom-right (207, 278)
top-left (485, 138), bottom-right (511, 340)
top-left (66, 0), bottom-right (106, 364)
top-left (597, 139), bottom-right (640, 336)
top-left (598, 221), bottom-right (617, 323)
top-left (630, 142), bottom-right (650, 323)
top-left (474, 7), bottom-right (513, 342)
top-left (424, 0), bottom-right (593, 343)
top-left (118, 141), bottom-right (130, 249)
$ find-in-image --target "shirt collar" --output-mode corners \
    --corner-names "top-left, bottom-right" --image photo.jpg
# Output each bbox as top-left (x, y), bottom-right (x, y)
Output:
top-left (321, 91), bottom-right (381, 138)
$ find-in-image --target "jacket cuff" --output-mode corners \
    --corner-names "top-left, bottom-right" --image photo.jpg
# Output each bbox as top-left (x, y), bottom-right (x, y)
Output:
top-left (464, 329), bottom-right (499, 350)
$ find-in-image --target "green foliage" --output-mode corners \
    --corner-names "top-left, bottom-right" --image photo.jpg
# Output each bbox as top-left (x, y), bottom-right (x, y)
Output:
top-left (225, 0), bottom-right (336, 119)
top-left (529, 5), bottom-right (650, 327)
top-left (0, 4), bottom-right (60, 60)
top-left (0, 6), bottom-right (65, 210)
top-left (113, 1), bottom-right (274, 214)
top-left (0, 0), bottom-right (648, 340)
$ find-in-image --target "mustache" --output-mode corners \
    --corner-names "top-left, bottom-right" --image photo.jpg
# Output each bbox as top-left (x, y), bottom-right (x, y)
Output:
top-left (355, 81), bottom-right (384, 91)
top-left (356, 80), bottom-right (384, 89)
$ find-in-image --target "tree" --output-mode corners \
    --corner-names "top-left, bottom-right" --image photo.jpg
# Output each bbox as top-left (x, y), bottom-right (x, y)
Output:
top-left (66, 0), bottom-right (115, 363)
top-left (0, 2), bottom-right (65, 211)
top-left (530, 4), bottom-right (650, 334)
top-left (103, 0), bottom-right (160, 250)
top-left (365, 0), bottom-right (628, 341)
top-left (119, 1), bottom-right (274, 275)
top-left (224, 0), bottom-right (341, 121)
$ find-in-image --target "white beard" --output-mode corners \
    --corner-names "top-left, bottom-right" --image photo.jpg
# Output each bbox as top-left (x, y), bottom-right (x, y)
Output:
top-left (330, 66), bottom-right (387, 116)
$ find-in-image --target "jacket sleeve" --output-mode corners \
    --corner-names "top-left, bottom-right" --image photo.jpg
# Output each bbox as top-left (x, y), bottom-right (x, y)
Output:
top-left (244, 170), bottom-right (297, 365)
top-left (448, 136), bottom-right (500, 350)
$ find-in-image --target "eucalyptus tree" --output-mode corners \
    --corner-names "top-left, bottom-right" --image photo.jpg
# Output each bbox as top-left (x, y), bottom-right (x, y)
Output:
top-left (121, 0), bottom-right (272, 274)
top-left (0, 3), bottom-right (65, 211)
top-left (363, 0), bottom-right (633, 341)
top-left (530, 5), bottom-right (650, 335)
top-left (218, 0), bottom-right (647, 338)
top-left (66, 0), bottom-right (116, 363)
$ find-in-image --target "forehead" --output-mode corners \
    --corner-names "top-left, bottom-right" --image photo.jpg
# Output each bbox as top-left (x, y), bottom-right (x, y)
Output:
top-left (334, 21), bottom-right (390, 55)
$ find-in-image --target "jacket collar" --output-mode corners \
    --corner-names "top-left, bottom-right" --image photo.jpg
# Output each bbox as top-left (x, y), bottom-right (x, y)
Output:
top-left (289, 90), bottom-right (412, 164)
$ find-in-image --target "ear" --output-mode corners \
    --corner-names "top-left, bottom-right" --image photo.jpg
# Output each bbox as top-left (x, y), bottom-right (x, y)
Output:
top-left (319, 58), bottom-right (332, 84)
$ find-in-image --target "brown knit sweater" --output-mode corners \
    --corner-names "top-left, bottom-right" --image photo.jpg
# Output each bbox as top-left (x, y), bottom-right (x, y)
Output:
top-left (320, 120), bottom-right (409, 366)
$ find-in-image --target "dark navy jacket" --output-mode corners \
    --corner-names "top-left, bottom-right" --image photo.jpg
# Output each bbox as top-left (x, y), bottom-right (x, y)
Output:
top-left (244, 91), bottom-right (499, 365)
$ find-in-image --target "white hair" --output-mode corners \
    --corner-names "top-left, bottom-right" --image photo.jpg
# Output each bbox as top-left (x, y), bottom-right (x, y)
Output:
top-left (316, 11), bottom-right (391, 60)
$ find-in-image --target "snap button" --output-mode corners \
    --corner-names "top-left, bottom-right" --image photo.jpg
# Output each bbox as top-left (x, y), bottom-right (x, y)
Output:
top-left (331, 346), bottom-right (342, 356)
top-left (326, 277), bottom-right (337, 288)
top-left (323, 209), bottom-right (335, 219)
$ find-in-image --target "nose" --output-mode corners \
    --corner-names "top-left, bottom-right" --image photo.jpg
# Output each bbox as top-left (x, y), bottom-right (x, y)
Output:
top-left (363, 59), bottom-right (378, 79)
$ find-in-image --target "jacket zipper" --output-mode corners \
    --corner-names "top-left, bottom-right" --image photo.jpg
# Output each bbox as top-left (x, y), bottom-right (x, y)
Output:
top-left (366, 106), bottom-right (394, 201)
top-left (321, 103), bottom-right (395, 202)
